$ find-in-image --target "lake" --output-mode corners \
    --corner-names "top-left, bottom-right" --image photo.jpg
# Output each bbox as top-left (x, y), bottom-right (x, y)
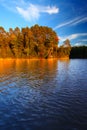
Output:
top-left (0, 59), bottom-right (87, 130)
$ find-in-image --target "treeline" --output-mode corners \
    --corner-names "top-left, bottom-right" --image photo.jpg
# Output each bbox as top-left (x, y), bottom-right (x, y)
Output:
top-left (0, 25), bottom-right (71, 59)
top-left (70, 46), bottom-right (87, 58)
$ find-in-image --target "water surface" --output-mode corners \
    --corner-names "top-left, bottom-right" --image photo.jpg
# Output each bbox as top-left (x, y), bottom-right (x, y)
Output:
top-left (0, 59), bottom-right (87, 130)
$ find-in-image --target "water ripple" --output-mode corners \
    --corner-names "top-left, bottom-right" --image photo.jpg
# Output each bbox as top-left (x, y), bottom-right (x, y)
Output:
top-left (0, 59), bottom-right (87, 130)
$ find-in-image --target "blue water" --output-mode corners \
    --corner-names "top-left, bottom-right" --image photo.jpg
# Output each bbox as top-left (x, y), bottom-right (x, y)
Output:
top-left (0, 59), bottom-right (87, 130)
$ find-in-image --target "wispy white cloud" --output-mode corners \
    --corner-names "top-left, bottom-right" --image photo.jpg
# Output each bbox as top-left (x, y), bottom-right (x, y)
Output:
top-left (16, 4), bottom-right (40, 21)
top-left (78, 39), bottom-right (87, 42)
top-left (74, 42), bottom-right (87, 46)
top-left (54, 16), bottom-right (87, 30)
top-left (0, 0), bottom-right (25, 12)
top-left (60, 33), bottom-right (87, 42)
top-left (0, 0), bottom-right (59, 21)
top-left (72, 17), bottom-right (87, 25)
top-left (39, 6), bottom-right (59, 14)
top-left (74, 39), bottom-right (87, 46)
top-left (16, 4), bottom-right (59, 21)
top-left (74, 43), bottom-right (82, 46)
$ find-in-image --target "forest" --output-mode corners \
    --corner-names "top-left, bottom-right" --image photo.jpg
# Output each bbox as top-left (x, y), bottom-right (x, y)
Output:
top-left (0, 24), bottom-right (87, 59)
top-left (0, 25), bottom-right (71, 59)
top-left (70, 46), bottom-right (87, 58)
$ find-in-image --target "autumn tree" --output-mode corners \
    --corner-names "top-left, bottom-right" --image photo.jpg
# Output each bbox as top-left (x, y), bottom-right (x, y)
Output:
top-left (57, 39), bottom-right (71, 58)
top-left (0, 25), bottom-right (60, 58)
top-left (0, 27), bottom-right (8, 57)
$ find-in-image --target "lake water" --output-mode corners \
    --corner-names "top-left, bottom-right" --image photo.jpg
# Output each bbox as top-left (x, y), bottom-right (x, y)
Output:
top-left (0, 59), bottom-right (87, 130)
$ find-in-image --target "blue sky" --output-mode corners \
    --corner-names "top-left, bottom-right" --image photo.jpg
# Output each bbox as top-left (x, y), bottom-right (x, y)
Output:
top-left (0, 0), bottom-right (87, 46)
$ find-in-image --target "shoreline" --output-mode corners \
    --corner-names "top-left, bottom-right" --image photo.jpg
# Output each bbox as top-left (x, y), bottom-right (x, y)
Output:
top-left (0, 57), bottom-right (69, 61)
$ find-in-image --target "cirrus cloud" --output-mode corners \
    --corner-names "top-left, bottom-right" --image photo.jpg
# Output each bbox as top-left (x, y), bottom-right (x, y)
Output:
top-left (54, 16), bottom-right (87, 30)
top-left (58, 33), bottom-right (87, 46)
top-left (16, 4), bottom-right (40, 21)
top-left (0, 0), bottom-right (59, 22)
top-left (59, 33), bottom-right (87, 42)
top-left (16, 4), bottom-right (59, 21)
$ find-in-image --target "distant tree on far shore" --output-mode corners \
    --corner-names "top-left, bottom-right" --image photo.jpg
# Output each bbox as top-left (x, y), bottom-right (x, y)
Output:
top-left (70, 46), bottom-right (87, 58)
